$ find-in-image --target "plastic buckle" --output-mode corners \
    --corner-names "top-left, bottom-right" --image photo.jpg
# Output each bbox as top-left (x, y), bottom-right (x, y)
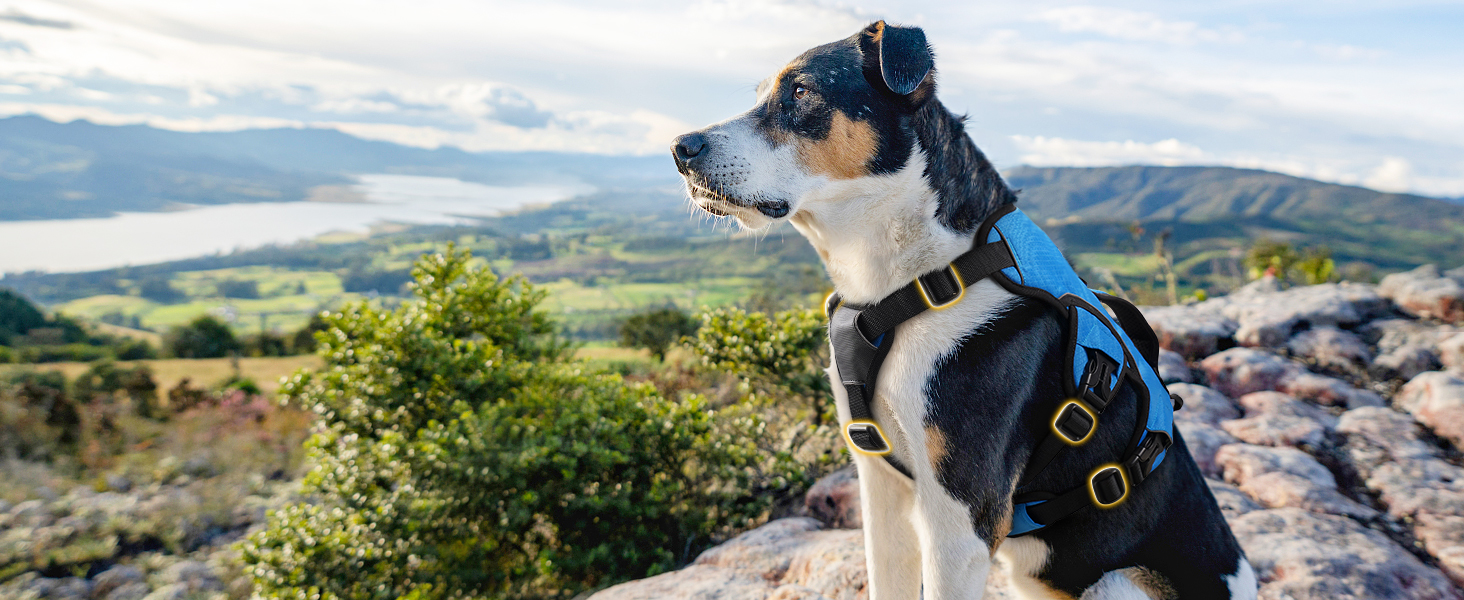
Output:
top-left (1125, 432), bottom-right (1172, 485)
top-left (915, 264), bottom-right (964, 310)
top-left (844, 420), bottom-right (892, 455)
top-left (1079, 353), bottom-right (1119, 411)
top-left (1051, 400), bottom-right (1097, 446)
top-left (1088, 464), bottom-right (1129, 509)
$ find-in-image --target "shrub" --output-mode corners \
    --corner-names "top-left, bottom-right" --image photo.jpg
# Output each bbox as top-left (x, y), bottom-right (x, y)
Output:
top-left (217, 279), bottom-right (261, 299)
top-left (138, 276), bottom-right (186, 303)
top-left (0, 288), bottom-right (47, 345)
top-left (243, 245), bottom-right (788, 599)
top-left (618, 307), bottom-right (700, 362)
top-left (166, 315), bottom-right (241, 358)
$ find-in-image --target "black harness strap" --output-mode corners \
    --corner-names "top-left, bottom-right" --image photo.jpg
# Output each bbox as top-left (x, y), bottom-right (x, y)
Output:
top-left (828, 242), bottom-right (1016, 459)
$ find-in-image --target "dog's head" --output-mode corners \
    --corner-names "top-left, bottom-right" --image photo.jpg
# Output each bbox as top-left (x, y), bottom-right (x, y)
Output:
top-left (674, 21), bottom-right (1008, 232)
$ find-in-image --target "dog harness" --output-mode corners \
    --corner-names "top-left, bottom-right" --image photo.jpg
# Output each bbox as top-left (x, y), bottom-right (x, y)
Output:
top-left (826, 204), bottom-right (1179, 536)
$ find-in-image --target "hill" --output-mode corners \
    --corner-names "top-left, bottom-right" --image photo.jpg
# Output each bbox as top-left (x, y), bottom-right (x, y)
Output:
top-left (1008, 166), bottom-right (1464, 271)
top-left (0, 115), bottom-right (673, 220)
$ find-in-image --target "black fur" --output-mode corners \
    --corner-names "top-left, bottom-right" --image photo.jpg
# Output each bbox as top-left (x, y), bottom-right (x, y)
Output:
top-left (913, 102), bottom-right (1019, 233)
top-left (926, 296), bottom-right (1245, 595)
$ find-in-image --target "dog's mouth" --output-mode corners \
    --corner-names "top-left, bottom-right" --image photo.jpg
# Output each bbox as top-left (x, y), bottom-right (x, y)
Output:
top-left (686, 180), bottom-right (791, 219)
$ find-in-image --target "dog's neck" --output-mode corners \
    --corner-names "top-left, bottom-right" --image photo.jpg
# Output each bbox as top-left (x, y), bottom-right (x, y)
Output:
top-left (789, 153), bottom-right (974, 305)
top-left (789, 100), bottom-right (1017, 304)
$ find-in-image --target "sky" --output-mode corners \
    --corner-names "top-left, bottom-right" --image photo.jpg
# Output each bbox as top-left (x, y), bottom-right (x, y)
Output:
top-left (0, 0), bottom-right (1459, 197)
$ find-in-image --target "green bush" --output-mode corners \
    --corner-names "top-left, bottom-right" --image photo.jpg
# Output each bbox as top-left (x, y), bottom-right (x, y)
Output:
top-left (166, 315), bottom-right (241, 358)
top-left (692, 307), bottom-right (833, 424)
top-left (618, 307), bottom-right (700, 361)
top-left (242, 246), bottom-right (789, 599)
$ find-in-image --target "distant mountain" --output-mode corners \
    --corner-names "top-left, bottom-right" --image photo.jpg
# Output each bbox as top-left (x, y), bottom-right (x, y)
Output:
top-left (0, 115), bottom-right (675, 221)
top-left (1006, 165), bottom-right (1464, 269)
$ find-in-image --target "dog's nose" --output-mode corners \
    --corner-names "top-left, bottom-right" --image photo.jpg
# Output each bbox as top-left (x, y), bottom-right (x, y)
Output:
top-left (673, 132), bottom-right (707, 164)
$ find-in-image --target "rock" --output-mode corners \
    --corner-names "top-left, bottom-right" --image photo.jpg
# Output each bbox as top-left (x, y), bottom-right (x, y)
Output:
top-left (1231, 508), bottom-right (1460, 599)
top-left (1364, 319), bottom-right (1459, 354)
top-left (1397, 371), bottom-right (1464, 449)
top-left (1221, 391), bottom-right (1336, 447)
top-left (1279, 371), bottom-right (1385, 408)
top-left (1179, 423), bottom-right (1239, 478)
top-left (1199, 348), bottom-right (1297, 399)
top-left (1380, 265), bottom-right (1464, 323)
top-left (1236, 471), bottom-right (1378, 520)
top-left (91, 566), bottom-right (145, 599)
top-left (1288, 326), bottom-right (1371, 372)
top-left (591, 519), bottom-right (866, 600)
top-left (102, 582), bottom-right (149, 600)
top-left (1337, 406), bottom-right (1437, 466)
top-left (1215, 282), bottom-right (1390, 348)
top-left (1167, 383), bottom-right (1240, 427)
top-left (1199, 348), bottom-right (1383, 408)
top-left (1141, 305), bottom-right (1238, 359)
top-left (590, 517), bottom-right (1017, 600)
top-left (1442, 333), bottom-right (1464, 373)
top-left (158, 561), bottom-right (222, 594)
top-left (1216, 444), bottom-right (1336, 490)
top-left (1156, 348), bottom-right (1194, 383)
top-left (104, 474), bottom-right (132, 494)
top-left (1235, 274), bottom-right (1284, 295)
top-left (805, 466), bottom-right (861, 529)
top-left (1207, 478), bottom-right (1261, 518)
top-left (1374, 345), bottom-right (1443, 381)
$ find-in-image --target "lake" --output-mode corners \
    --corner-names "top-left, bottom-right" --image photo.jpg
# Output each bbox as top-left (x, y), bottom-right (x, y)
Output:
top-left (0, 175), bottom-right (592, 274)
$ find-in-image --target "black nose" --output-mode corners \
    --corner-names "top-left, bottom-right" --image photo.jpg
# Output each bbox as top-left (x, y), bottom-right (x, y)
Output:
top-left (673, 132), bottom-right (707, 165)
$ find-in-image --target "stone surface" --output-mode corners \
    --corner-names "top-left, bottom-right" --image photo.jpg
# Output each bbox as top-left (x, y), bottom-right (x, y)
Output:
top-left (1168, 383), bottom-right (1240, 427)
top-left (1442, 333), bottom-right (1464, 374)
top-left (1216, 444), bottom-right (1336, 489)
top-left (805, 466), bottom-right (861, 529)
top-left (1380, 265), bottom-right (1464, 324)
top-left (1156, 348), bottom-right (1194, 383)
top-left (1375, 345), bottom-right (1444, 382)
top-left (1221, 391), bottom-right (1336, 447)
top-left (589, 517), bottom-right (1015, 600)
top-left (1199, 347), bottom-right (1383, 408)
top-left (1141, 305), bottom-right (1238, 359)
top-left (90, 566), bottom-right (145, 600)
top-left (1237, 471), bottom-right (1378, 520)
top-left (1232, 508), bottom-right (1461, 599)
top-left (1397, 371), bottom-right (1464, 450)
top-left (1289, 326), bottom-right (1372, 373)
top-left (1210, 282), bottom-right (1390, 348)
top-left (1180, 423), bottom-right (1239, 478)
top-left (1207, 478), bottom-right (1261, 519)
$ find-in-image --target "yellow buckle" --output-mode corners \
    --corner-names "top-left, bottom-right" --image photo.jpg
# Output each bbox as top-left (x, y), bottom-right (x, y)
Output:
top-left (1051, 399), bottom-right (1098, 446)
top-left (1088, 464), bottom-right (1130, 509)
top-left (843, 420), bottom-right (892, 456)
top-left (915, 263), bottom-right (965, 310)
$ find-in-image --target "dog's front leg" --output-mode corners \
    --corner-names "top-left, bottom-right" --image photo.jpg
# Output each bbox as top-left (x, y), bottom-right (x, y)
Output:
top-left (855, 452), bottom-right (921, 600)
top-left (913, 479), bottom-right (992, 600)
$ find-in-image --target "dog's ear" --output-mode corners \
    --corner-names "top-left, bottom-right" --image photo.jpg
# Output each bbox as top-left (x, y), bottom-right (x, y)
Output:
top-left (859, 20), bottom-right (933, 97)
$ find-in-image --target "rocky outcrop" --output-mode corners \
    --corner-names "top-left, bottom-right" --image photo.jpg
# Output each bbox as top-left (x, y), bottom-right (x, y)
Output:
top-left (804, 466), bottom-right (861, 529)
top-left (1380, 265), bottom-right (1464, 324)
top-left (1221, 391), bottom-right (1336, 447)
top-left (1232, 508), bottom-right (1459, 599)
top-left (1398, 372), bottom-right (1464, 450)
top-left (1199, 347), bottom-right (1384, 408)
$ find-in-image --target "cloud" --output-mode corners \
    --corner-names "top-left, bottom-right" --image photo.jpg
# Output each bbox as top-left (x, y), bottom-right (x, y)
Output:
top-left (0, 9), bottom-right (73, 30)
top-left (1033, 7), bottom-right (1241, 45)
top-left (1011, 135), bottom-right (1207, 166)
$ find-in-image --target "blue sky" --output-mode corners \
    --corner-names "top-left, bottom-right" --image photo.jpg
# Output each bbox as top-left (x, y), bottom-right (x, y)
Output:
top-left (0, 0), bottom-right (1459, 196)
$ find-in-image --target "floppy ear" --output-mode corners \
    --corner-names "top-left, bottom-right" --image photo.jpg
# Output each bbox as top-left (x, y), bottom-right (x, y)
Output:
top-left (860, 20), bottom-right (933, 96)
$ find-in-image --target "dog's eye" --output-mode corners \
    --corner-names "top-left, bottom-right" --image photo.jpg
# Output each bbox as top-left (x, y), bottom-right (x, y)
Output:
top-left (792, 85), bottom-right (808, 100)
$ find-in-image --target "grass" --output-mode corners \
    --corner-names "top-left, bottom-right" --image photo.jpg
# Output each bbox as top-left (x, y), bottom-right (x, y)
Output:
top-left (0, 355), bottom-right (322, 395)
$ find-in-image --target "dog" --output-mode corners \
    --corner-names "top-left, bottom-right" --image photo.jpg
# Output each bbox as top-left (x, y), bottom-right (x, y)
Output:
top-left (670, 21), bottom-right (1256, 600)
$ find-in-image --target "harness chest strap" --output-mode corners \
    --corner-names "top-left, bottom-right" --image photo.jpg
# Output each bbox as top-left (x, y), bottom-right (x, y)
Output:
top-left (826, 205), bottom-right (1178, 536)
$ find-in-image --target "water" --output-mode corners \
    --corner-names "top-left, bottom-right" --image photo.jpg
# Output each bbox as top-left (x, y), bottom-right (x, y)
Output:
top-left (0, 175), bottom-right (591, 274)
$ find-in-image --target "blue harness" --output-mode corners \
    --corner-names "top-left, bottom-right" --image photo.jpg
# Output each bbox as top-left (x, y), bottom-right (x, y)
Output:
top-left (826, 204), bottom-right (1178, 536)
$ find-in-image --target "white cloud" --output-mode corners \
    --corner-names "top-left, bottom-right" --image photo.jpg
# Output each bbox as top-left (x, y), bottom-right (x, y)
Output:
top-left (1011, 135), bottom-right (1207, 166)
top-left (1364, 157), bottom-right (1414, 194)
top-left (1034, 6), bottom-right (1242, 45)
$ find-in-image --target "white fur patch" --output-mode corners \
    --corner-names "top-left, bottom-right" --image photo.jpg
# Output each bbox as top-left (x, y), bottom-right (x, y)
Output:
top-left (1079, 570), bottom-right (1155, 600)
top-left (1226, 557), bottom-right (1258, 599)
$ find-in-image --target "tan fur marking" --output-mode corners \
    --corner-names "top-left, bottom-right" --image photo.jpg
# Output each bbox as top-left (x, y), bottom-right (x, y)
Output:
top-left (1125, 567), bottom-right (1178, 599)
top-left (797, 112), bottom-right (878, 179)
top-left (869, 20), bottom-right (885, 43)
top-left (988, 502), bottom-right (1013, 554)
top-left (925, 425), bottom-right (947, 468)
